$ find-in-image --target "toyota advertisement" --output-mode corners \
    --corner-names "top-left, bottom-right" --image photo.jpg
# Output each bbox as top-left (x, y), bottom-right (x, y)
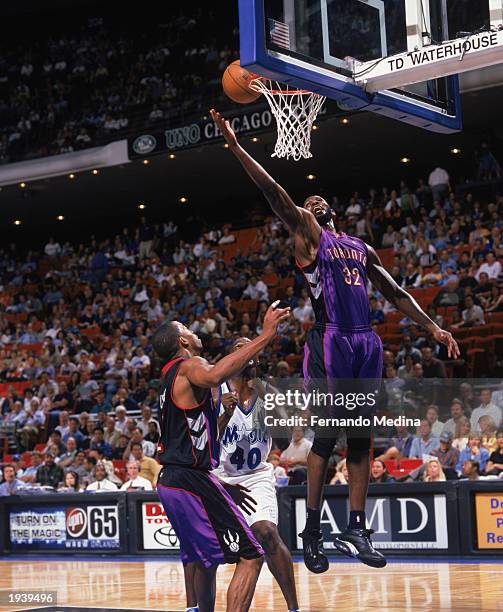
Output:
top-left (9, 503), bottom-right (121, 551)
top-left (141, 501), bottom-right (179, 550)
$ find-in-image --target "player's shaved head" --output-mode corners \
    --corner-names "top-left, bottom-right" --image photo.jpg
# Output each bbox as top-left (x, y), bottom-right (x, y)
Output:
top-left (152, 321), bottom-right (203, 361)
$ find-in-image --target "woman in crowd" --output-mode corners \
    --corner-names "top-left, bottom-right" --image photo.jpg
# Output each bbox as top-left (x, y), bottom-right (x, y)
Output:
top-left (329, 459), bottom-right (349, 485)
top-left (58, 471), bottom-right (82, 493)
top-left (452, 416), bottom-right (471, 451)
top-left (422, 458), bottom-right (446, 482)
top-left (369, 459), bottom-right (393, 484)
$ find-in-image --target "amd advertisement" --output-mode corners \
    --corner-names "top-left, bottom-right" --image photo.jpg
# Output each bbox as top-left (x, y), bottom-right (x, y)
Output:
top-left (280, 483), bottom-right (460, 555)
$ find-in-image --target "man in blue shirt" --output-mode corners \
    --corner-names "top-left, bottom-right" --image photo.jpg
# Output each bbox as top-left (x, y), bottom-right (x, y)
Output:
top-left (0, 465), bottom-right (22, 496)
top-left (409, 419), bottom-right (440, 459)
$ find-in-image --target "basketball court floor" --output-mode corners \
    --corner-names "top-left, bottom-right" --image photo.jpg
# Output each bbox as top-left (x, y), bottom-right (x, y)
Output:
top-left (0, 558), bottom-right (501, 612)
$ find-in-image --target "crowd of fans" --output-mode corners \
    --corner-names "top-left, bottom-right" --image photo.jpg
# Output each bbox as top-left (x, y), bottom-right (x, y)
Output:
top-left (0, 7), bottom-right (238, 162)
top-left (0, 163), bottom-right (502, 493)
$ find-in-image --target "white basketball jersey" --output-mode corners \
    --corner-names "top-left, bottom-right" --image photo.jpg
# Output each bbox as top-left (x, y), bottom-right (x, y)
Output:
top-left (217, 381), bottom-right (272, 477)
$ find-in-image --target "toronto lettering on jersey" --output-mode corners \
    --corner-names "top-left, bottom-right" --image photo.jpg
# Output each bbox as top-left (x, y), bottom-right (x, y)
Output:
top-left (325, 246), bottom-right (367, 265)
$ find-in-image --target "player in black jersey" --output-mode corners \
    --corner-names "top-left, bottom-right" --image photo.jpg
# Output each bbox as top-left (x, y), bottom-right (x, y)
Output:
top-left (152, 301), bottom-right (290, 612)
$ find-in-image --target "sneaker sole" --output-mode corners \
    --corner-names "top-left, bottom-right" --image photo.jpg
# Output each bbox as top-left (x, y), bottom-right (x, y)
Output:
top-left (333, 538), bottom-right (387, 568)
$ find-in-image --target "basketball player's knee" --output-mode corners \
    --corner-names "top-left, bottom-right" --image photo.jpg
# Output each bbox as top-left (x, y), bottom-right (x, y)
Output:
top-left (311, 436), bottom-right (337, 460)
top-left (252, 522), bottom-right (281, 554)
top-left (346, 437), bottom-right (371, 463)
top-left (239, 555), bottom-right (263, 574)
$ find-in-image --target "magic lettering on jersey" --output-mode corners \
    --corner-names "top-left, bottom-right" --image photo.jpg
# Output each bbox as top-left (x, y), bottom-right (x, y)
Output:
top-left (221, 423), bottom-right (269, 447)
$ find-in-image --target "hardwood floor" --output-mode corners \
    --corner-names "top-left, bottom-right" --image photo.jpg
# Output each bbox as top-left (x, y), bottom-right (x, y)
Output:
top-left (0, 559), bottom-right (501, 612)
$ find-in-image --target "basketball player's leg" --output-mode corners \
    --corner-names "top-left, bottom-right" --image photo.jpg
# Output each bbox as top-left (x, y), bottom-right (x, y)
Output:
top-left (301, 327), bottom-right (346, 573)
top-left (192, 562), bottom-right (217, 612)
top-left (183, 562), bottom-right (203, 611)
top-left (333, 331), bottom-right (386, 567)
top-left (252, 520), bottom-right (299, 611)
top-left (226, 557), bottom-right (263, 612)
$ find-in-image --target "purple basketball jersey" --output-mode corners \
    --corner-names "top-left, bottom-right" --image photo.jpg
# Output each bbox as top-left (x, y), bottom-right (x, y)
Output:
top-left (297, 230), bottom-right (370, 331)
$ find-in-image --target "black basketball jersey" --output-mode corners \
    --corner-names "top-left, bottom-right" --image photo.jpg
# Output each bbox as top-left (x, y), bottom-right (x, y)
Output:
top-left (157, 357), bottom-right (219, 471)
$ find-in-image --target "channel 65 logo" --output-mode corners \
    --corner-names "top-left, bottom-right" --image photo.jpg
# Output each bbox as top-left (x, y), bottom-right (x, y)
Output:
top-left (66, 506), bottom-right (119, 540)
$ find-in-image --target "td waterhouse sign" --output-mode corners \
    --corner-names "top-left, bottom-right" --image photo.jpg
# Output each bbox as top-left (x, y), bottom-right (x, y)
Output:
top-left (294, 492), bottom-right (449, 550)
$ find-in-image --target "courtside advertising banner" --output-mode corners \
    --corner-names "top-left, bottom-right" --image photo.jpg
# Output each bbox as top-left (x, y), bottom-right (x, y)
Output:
top-left (474, 492), bottom-right (503, 549)
top-left (141, 500), bottom-right (179, 550)
top-left (280, 483), bottom-right (460, 554)
top-left (8, 503), bottom-right (120, 551)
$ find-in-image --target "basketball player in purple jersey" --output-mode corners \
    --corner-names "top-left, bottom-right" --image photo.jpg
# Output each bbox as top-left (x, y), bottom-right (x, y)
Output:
top-left (211, 109), bottom-right (459, 571)
top-left (152, 301), bottom-right (290, 612)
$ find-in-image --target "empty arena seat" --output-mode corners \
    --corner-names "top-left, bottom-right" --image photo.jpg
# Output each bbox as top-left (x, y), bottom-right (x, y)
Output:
top-left (466, 348), bottom-right (488, 377)
top-left (399, 459), bottom-right (423, 472)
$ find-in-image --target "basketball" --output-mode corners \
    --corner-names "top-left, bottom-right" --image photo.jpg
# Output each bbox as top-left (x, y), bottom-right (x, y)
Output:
top-left (222, 60), bottom-right (261, 104)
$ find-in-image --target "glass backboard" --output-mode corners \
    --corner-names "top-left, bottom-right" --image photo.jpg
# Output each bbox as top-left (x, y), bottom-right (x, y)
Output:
top-left (239, 0), bottom-right (464, 132)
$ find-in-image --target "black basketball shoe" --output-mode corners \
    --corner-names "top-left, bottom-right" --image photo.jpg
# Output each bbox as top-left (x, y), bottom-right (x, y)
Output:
top-left (333, 528), bottom-right (387, 568)
top-left (299, 529), bottom-right (330, 574)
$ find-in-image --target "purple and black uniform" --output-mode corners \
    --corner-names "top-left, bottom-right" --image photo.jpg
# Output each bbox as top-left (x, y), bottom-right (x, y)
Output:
top-left (297, 230), bottom-right (383, 446)
top-left (156, 357), bottom-right (263, 567)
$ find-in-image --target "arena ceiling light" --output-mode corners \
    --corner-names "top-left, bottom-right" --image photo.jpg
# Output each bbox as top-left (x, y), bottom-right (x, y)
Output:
top-left (57, 215), bottom-right (64, 221)
top-left (451, 148), bottom-right (461, 155)
top-left (306, 174), bottom-right (317, 181)
top-left (340, 118), bottom-right (349, 125)
top-left (251, 137), bottom-right (259, 142)
top-left (312, 125), bottom-right (319, 130)
top-left (20, 182), bottom-right (26, 188)
top-left (69, 173), bottom-right (75, 179)
top-left (169, 154), bottom-right (176, 159)
top-left (143, 159), bottom-right (150, 165)
top-left (138, 203), bottom-right (146, 210)
top-left (400, 157), bottom-right (411, 164)
top-left (92, 169), bottom-right (99, 175)
top-left (179, 196), bottom-right (188, 203)
top-left (13, 219), bottom-right (21, 225)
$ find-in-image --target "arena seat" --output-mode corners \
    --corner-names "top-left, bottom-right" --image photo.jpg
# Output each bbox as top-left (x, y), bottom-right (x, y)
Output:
top-left (466, 348), bottom-right (488, 377)
top-left (399, 459), bottom-right (423, 472)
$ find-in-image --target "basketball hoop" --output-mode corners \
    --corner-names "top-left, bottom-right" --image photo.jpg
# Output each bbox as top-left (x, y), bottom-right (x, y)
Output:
top-left (250, 78), bottom-right (325, 161)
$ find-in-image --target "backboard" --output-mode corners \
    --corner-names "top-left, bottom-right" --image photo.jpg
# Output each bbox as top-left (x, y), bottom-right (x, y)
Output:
top-left (239, 0), bottom-right (469, 133)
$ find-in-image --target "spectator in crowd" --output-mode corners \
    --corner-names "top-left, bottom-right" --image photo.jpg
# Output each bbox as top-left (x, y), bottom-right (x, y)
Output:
top-left (82, 456), bottom-right (97, 488)
top-left (451, 295), bottom-right (485, 328)
top-left (428, 166), bottom-right (450, 202)
top-left (422, 458), bottom-right (446, 482)
top-left (90, 427), bottom-right (113, 459)
top-left (369, 459), bottom-right (392, 483)
top-left (130, 442), bottom-right (161, 485)
top-left (442, 399), bottom-right (465, 437)
top-left (460, 459), bottom-right (481, 481)
top-left (0, 464), bottom-right (22, 496)
top-left (122, 427), bottom-right (155, 460)
top-left (86, 462), bottom-right (118, 491)
top-left (470, 389), bottom-right (502, 431)
top-left (409, 420), bottom-right (440, 459)
top-left (36, 451), bottom-right (64, 488)
top-left (431, 431), bottom-right (459, 472)
top-left (58, 437), bottom-right (78, 468)
top-left (456, 432), bottom-right (490, 474)
top-left (67, 450), bottom-right (88, 482)
top-left (452, 416), bottom-right (471, 451)
top-left (476, 252), bottom-right (502, 280)
top-left (268, 453), bottom-right (288, 483)
top-left (279, 427), bottom-right (312, 485)
top-left (425, 405), bottom-right (444, 437)
top-left (63, 417), bottom-right (86, 448)
top-left (421, 347), bottom-right (446, 378)
top-left (486, 429), bottom-right (503, 476)
top-left (114, 406), bottom-right (129, 434)
top-left (120, 460), bottom-right (153, 491)
top-left (19, 451), bottom-right (43, 483)
top-left (137, 405), bottom-right (159, 438)
top-left (478, 416), bottom-right (498, 453)
top-left (58, 471), bottom-right (82, 493)
top-left (329, 458), bottom-right (348, 485)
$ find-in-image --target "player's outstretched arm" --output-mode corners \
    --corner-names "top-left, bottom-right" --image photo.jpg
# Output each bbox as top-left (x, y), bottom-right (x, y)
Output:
top-left (181, 301), bottom-right (291, 388)
top-left (210, 108), bottom-right (307, 233)
top-left (366, 245), bottom-right (460, 358)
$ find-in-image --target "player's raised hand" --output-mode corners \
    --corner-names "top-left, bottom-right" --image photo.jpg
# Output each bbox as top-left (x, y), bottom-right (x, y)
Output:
top-left (432, 328), bottom-right (460, 359)
top-left (210, 109), bottom-right (238, 148)
top-left (263, 300), bottom-right (291, 337)
top-left (221, 391), bottom-right (238, 416)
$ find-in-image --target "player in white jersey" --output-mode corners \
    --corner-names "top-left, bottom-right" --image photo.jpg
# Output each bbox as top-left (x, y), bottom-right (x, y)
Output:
top-left (215, 338), bottom-right (300, 612)
top-left (185, 337), bottom-right (300, 612)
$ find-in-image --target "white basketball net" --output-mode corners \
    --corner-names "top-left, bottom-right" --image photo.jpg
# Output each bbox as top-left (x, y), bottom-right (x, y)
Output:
top-left (250, 78), bottom-right (325, 161)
